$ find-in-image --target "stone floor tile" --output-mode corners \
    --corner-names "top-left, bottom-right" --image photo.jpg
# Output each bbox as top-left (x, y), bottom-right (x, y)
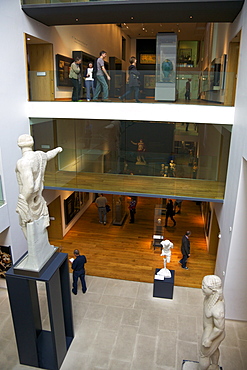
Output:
top-left (100, 305), bottom-right (124, 331)
top-left (156, 330), bottom-right (177, 367)
top-left (121, 307), bottom-right (142, 326)
top-left (111, 325), bottom-right (138, 361)
top-left (131, 334), bottom-right (156, 370)
top-left (84, 303), bottom-right (107, 321)
top-left (178, 314), bottom-right (197, 342)
top-left (100, 294), bottom-right (135, 308)
top-left (138, 309), bottom-right (159, 336)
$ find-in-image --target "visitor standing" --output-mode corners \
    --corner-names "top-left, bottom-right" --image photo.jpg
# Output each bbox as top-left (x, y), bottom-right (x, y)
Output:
top-left (70, 249), bottom-right (87, 295)
top-left (69, 57), bottom-right (82, 101)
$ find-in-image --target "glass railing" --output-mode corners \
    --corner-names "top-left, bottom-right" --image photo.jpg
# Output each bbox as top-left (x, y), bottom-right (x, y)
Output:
top-left (0, 176), bottom-right (4, 207)
top-left (28, 69), bottom-right (235, 106)
top-left (30, 118), bottom-right (231, 200)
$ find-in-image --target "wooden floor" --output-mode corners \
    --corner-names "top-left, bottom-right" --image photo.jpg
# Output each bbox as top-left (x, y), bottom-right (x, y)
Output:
top-left (45, 171), bottom-right (225, 201)
top-left (49, 197), bottom-right (216, 289)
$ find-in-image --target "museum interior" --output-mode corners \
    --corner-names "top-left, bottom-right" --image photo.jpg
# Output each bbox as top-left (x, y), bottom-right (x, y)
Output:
top-left (0, 0), bottom-right (247, 369)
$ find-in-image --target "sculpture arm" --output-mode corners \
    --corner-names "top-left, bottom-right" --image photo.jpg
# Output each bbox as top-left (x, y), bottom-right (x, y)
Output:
top-left (131, 140), bottom-right (137, 145)
top-left (46, 147), bottom-right (63, 161)
top-left (202, 309), bottom-right (225, 347)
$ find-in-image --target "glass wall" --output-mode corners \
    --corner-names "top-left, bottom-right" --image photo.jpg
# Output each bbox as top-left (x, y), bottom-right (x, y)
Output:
top-left (30, 118), bottom-right (231, 199)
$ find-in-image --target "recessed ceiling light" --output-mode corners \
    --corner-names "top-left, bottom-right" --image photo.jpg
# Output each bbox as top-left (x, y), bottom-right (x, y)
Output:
top-left (189, 15), bottom-right (193, 19)
top-left (130, 16), bottom-right (134, 20)
top-left (75, 18), bottom-right (79, 21)
top-left (27, 37), bottom-right (31, 41)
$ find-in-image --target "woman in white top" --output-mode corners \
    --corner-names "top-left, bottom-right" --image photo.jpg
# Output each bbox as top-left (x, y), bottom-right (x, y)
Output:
top-left (84, 62), bottom-right (95, 101)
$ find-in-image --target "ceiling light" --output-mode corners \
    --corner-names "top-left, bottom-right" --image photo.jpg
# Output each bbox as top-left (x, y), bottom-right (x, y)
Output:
top-left (27, 37), bottom-right (31, 41)
top-left (75, 18), bottom-right (79, 21)
top-left (130, 16), bottom-right (134, 20)
top-left (189, 15), bottom-right (193, 19)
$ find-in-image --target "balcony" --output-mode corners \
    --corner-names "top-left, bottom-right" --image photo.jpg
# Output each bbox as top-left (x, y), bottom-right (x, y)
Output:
top-left (28, 68), bottom-right (236, 107)
top-left (30, 118), bottom-right (231, 202)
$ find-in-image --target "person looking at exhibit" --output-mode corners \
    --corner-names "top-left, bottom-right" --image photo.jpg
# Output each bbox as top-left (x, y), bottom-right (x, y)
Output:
top-left (70, 249), bottom-right (87, 295)
top-left (69, 57), bottom-right (82, 102)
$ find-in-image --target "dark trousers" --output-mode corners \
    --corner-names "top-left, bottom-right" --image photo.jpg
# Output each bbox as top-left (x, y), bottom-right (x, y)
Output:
top-left (71, 78), bottom-right (80, 101)
top-left (129, 209), bottom-right (135, 223)
top-left (72, 271), bottom-right (87, 294)
top-left (165, 213), bottom-right (176, 226)
top-left (180, 255), bottom-right (188, 268)
top-left (121, 86), bottom-right (140, 101)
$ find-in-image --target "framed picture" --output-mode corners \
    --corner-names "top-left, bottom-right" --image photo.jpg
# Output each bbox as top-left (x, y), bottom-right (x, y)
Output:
top-left (140, 54), bottom-right (156, 64)
top-left (56, 54), bottom-right (73, 87)
top-left (144, 75), bottom-right (156, 89)
top-left (178, 48), bottom-right (192, 63)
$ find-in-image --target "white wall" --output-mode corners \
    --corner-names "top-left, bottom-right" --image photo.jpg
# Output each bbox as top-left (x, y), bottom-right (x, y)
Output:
top-left (43, 189), bottom-right (93, 236)
top-left (214, 1), bottom-right (247, 320)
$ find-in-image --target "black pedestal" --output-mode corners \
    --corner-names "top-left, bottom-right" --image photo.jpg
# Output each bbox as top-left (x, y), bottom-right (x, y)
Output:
top-left (6, 252), bottom-right (74, 370)
top-left (153, 269), bottom-right (175, 299)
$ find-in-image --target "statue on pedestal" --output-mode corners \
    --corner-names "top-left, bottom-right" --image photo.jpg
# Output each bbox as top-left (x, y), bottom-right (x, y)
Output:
top-left (15, 134), bottom-right (63, 271)
top-left (131, 139), bottom-right (146, 164)
top-left (199, 275), bottom-right (225, 370)
top-left (157, 239), bottom-right (173, 278)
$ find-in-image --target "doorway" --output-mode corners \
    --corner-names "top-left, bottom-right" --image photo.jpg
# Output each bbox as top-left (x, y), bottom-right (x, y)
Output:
top-left (26, 34), bottom-right (54, 101)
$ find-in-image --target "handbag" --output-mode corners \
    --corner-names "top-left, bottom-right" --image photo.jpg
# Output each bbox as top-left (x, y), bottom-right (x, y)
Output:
top-left (106, 204), bottom-right (111, 213)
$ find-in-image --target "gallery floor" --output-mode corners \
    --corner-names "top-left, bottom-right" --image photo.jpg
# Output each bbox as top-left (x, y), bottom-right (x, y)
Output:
top-left (50, 198), bottom-right (216, 289)
top-left (0, 276), bottom-right (246, 370)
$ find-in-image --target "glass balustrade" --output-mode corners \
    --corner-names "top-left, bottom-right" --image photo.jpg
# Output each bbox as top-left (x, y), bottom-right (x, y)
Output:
top-left (30, 118), bottom-right (231, 200)
top-left (27, 69), bottom-right (235, 106)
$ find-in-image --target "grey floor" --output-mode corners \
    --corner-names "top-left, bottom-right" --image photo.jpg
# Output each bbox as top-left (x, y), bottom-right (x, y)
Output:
top-left (0, 275), bottom-right (247, 370)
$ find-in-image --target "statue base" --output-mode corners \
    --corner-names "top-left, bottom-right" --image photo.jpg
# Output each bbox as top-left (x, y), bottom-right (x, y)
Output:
top-left (14, 216), bottom-right (58, 277)
top-left (157, 267), bottom-right (171, 278)
top-left (181, 360), bottom-right (222, 369)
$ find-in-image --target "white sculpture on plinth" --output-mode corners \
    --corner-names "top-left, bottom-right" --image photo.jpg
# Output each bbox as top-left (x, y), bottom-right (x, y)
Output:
top-left (15, 134), bottom-right (63, 271)
top-left (157, 239), bottom-right (173, 278)
top-left (199, 275), bottom-right (225, 370)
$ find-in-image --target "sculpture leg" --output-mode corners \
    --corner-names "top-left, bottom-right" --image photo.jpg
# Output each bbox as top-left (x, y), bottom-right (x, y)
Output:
top-left (163, 257), bottom-right (167, 269)
top-left (199, 355), bottom-right (211, 370)
top-left (210, 348), bottom-right (220, 368)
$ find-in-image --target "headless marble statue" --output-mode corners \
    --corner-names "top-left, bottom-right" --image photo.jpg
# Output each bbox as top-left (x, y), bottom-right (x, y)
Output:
top-left (199, 275), bottom-right (225, 370)
top-left (157, 239), bottom-right (173, 278)
top-left (15, 134), bottom-right (63, 271)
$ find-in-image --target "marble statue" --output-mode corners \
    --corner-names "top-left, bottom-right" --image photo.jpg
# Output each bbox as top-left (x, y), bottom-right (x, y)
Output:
top-left (15, 134), bottom-right (63, 271)
top-left (199, 275), bottom-right (225, 370)
top-left (157, 239), bottom-right (173, 278)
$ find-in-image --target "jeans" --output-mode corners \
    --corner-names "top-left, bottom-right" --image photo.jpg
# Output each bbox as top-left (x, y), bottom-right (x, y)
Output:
top-left (85, 80), bottom-right (95, 100)
top-left (98, 207), bottom-right (107, 223)
top-left (121, 86), bottom-right (140, 101)
top-left (71, 78), bottom-right (80, 101)
top-left (72, 271), bottom-right (87, 294)
top-left (93, 75), bottom-right (109, 100)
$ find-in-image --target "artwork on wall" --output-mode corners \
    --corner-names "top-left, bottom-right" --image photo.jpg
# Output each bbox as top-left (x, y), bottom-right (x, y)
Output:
top-left (178, 48), bottom-right (192, 63)
top-left (140, 54), bottom-right (156, 64)
top-left (64, 191), bottom-right (84, 225)
top-left (56, 54), bottom-right (73, 87)
top-left (0, 246), bottom-right (12, 278)
top-left (144, 75), bottom-right (156, 89)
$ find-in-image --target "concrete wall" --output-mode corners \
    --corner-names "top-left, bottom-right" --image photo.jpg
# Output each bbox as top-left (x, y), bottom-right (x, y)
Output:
top-left (214, 2), bottom-right (247, 320)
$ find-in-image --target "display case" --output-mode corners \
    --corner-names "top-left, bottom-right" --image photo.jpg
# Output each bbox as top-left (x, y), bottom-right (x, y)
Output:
top-left (155, 33), bottom-right (177, 101)
top-left (112, 195), bottom-right (128, 225)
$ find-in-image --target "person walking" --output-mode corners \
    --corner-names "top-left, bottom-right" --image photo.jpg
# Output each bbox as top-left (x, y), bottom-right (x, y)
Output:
top-left (84, 61), bottom-right (95, 101)
top-left (185, 78), bottom-right (191, 101)
top-left (179, 231), bottom-right (191, 269)
top-left (128, 197), bottom-right (137, 223)
top-left (119, 56), bottom-right (141, 103)
top-left (93, 51), bottom-right (111, 102)
top-left (70, 249), bottom-right (87, 295)
top-left (164, 199), bottom-right (176, 227)
top-left (95, 193), bottom-right (108, 225)
top-left (69, 57), bottom-right (82, 101)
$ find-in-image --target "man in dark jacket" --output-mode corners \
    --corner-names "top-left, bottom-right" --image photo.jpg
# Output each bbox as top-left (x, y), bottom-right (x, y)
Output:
top-left (71, 249), bottom-right (87, 295)
top-left (179, 231), bottom-right (191, 269)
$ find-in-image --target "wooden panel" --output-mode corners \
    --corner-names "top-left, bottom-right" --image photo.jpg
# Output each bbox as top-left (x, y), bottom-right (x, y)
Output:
top-left (224, 39), bottom-right (240, 106)
top-left (28, 44), bottom-right (54, 101)
top-left (47, 196), bottom-right (63, 239)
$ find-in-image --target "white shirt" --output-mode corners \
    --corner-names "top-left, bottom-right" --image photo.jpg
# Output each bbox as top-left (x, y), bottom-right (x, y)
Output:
top-left (85, 67), bottom-right (94, 81)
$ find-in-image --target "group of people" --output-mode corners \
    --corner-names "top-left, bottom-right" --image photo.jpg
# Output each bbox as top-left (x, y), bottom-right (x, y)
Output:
top-left (69, 51), bottom-right (141, 102)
